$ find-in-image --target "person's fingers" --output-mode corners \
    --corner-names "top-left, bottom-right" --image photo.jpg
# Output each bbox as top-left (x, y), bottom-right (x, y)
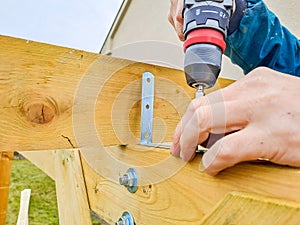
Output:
top-left (178, 115), bottom-right (208, 161)
top-left (209, 100), bottom-right (250, 134)
top-left (170, 72), bottom-right (268, 160)
top-left (178, 105), bottom-right (211, 161)
top-left (168, 0), bottom-right (176, 27)
top-left (170, 97), bottom-right (210, 156)
top-left (171, 92), bottom-right (250, 159)
top-left (170, 123), bottom-right (182, 157)
top-left (168, 0), bottom-right (185, 41)
top-left (175, 0), bottom-right (185, 41)
top-left (201, 126), bottom-right (268, 176)
top-left (178, 100), bottom-right (251, 161)
top-left (174, 93), bottom-right (221, 138)
top-left (171, 67), bottom-right (300, 175)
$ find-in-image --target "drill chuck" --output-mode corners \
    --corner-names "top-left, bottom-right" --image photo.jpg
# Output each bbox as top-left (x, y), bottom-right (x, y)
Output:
top-left (183, 0), bottom-right (233, 89)
top-left (184, 43), bottom-right (222, 88)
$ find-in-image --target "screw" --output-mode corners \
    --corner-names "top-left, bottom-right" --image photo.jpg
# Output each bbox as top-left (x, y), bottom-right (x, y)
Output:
top-left (195, 84), bottom-right (205, 98)
top-left (119, 174), bottom-right (130, 186)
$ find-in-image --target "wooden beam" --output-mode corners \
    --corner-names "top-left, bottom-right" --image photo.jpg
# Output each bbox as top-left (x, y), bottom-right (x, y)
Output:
top-left (53, 149), bottom-right (92, 225)
top-left (0, 152), bottom-right (13, 225)
top-left (0, 35), bottom-right (229, 224)
top-left (81, 145), bottom-right (300, 225)
top-left (20, 151), bottom-right (55, 180)
top-left (20, 150), bottom-right (92, 224)
top-left (2, 35), bottom-right (300, 224)
top-left (0, 35), bottom-right (232, 152)
top-left (199, 192), bottom-right (300, 224)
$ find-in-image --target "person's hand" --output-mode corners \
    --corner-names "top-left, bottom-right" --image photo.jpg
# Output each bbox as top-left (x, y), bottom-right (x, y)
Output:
top-left (168, 0), bottom-right (238, 41)
top-left (168, 0), bottom-right (185, 41)
top-left (170, 67), bottom-right (300, 175)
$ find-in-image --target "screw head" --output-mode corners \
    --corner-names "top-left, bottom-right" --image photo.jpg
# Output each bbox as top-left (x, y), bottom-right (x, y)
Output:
top-left (115, 219), bottom-right (126, 225)
top-left (116, 212), bottom-right (135, 225)
top-left (119, 168), bottom-right (138, 193)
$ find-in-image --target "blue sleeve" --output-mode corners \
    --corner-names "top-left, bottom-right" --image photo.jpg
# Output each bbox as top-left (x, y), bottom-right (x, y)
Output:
top-left (225, 0), bottom-right (300, 76)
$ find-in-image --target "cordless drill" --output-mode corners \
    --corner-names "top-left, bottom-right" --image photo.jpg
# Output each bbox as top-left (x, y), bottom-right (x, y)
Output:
top-left (183, 0), bottom-right (233, 97)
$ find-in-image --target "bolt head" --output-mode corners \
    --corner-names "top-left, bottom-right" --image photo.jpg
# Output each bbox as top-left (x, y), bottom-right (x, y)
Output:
top-left (119, 174), bottom-right (129, 186)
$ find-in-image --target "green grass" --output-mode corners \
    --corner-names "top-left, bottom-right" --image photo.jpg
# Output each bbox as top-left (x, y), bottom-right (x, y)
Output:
top-left (7, 160), bottom-right (59, 225)
top-left (6, 159), bottom-right (105, 225)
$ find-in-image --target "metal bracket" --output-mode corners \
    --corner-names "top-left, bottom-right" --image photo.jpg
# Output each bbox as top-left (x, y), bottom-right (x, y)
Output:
top-left (139, 72), bottom-right (208, 153)
top-left (140, 72), bottom-right (154, 145)
top-left (118, 72), bottom-right (154, 194)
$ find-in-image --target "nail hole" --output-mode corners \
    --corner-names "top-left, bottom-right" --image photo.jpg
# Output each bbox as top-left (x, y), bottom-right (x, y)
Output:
top-left (145, 104), bottom-right (150, 110)
top-left (144, 132), bottom-right (149, 138)
top-left (146, 78), bottom-right (151, 83)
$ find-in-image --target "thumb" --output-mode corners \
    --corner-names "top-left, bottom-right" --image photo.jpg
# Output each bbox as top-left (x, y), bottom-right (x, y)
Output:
top-left (201, 126), bottom-right (267, 176)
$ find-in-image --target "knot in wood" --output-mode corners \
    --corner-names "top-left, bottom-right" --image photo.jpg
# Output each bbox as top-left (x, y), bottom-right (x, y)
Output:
top-left (23, 96), bottom-right (58, 124)
top-left (0, 152), bottom-right (14, 160)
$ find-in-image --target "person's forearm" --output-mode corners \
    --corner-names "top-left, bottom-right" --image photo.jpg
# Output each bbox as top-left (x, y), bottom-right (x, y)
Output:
top-left (225, 0), bottom-right (300, 76)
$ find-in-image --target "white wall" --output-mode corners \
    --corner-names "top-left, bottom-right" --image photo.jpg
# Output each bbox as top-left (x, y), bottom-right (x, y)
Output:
top-left (102, 0), bottom-right (299, 80)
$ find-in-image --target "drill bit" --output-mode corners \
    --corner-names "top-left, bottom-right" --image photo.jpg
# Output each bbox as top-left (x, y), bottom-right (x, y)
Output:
top-left (195, 85), bottom-right (205, 98)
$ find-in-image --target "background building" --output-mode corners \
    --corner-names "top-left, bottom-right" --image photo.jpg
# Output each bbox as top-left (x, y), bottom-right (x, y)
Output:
top-left (101, 0), bottom-right (300, 80)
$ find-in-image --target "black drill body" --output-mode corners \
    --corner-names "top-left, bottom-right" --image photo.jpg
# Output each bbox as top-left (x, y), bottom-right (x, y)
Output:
top-left (183, 0), bottom-right (233, 91)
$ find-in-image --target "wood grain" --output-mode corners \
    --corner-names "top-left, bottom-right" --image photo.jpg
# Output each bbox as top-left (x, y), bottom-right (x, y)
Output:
top-left (199, 192), bottom-right (300, 225)
top-left (0, 35), bottom-right (232, 151)
top-left (53, 149), bottom-right (92, 225)
top-left (82, 145), bottom-right (300, 225)
top-left (5, 35), bottom-right (299, 225)
top-left (0, 152), bottom-right (13, 225)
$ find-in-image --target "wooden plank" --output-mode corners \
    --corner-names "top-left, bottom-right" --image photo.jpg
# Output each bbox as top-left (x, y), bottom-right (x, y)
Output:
top-left (0, 151), bottom-right (13, 225)
top-left (53, 149), bottom-right (92, 225)
top-left (199, 192), bottom-right (300, 225)
top-left (16, 189), bottom-right (31, 225)
top-left (1, 35), bottom-right (300, 225)
top-left (20, 151), bottom-right (55, 180)
top-left (81, 145), bottom-right (300, 225)
top-left (0, 35), bottom-right (232, 152)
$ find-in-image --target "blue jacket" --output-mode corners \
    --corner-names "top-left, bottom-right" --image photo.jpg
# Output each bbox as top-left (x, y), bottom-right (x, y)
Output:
top-left (225, 0), bottom-right (300, 76)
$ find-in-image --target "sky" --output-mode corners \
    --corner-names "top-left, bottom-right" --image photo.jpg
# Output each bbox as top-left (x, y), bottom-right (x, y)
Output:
top-left (0, 0), bottom-right (123, 53)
